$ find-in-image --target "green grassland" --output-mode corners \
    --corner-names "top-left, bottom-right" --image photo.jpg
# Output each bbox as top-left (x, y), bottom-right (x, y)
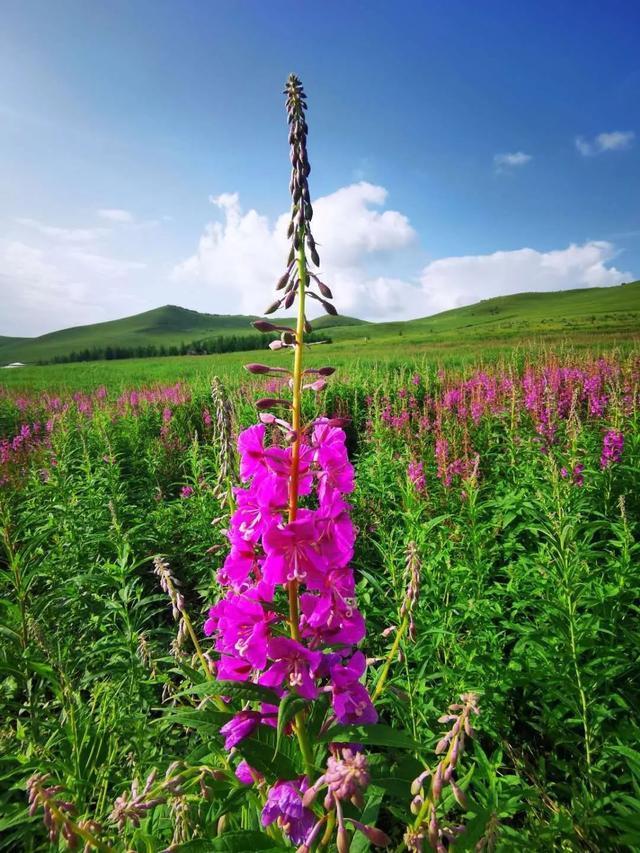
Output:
top-left (1, 282), bottom-right (638, 391)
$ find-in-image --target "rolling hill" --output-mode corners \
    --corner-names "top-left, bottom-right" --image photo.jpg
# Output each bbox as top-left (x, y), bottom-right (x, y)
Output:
top-left (1, 282), bottom-right (638, 365)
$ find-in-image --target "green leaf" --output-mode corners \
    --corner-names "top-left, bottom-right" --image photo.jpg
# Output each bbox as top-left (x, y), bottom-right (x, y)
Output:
top-left (319, 723), bottom-right (420, 750)
top-left (350, 785), bottom-right (385, 852)
top-left (237, 725), bottom-right (300, 780)
top-left (207, 832), bottom-right (286, 851)
top-left (177, 680), bottom-right (281, 706)
top-left (274, 692), bottom-right (308, 758)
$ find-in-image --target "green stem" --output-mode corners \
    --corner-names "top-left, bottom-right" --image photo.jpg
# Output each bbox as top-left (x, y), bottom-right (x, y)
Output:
top-left (285, 241), bottom-right (315, 779)
top-left (371, 613), bottom-right (409, 703)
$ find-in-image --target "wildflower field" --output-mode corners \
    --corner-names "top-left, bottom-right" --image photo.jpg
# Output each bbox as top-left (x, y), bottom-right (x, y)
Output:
top-left (1, 341), bottom-right (639, 851)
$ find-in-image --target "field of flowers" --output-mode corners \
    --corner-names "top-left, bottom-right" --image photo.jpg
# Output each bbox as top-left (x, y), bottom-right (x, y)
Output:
top-left (1, 344), bottom-right (639, 851)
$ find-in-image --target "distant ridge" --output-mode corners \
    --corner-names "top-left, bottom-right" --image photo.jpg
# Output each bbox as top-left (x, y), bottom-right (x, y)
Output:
top-left (0, 281), bottom-right (638, 364)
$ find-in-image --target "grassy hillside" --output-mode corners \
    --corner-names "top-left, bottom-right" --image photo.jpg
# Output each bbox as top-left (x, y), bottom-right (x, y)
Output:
top-left (325, 280), bottom-right (640, 346)
top-left (1, 282), bottom-right (638, 365)
top-left (0, 306), bottom-right (267, 364)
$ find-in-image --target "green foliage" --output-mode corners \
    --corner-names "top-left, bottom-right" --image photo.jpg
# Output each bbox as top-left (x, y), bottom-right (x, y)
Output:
top-left (1, 345), bottom-right (639, 850)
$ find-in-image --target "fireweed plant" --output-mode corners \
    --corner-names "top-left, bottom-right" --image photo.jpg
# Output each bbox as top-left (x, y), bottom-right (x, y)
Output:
top-left (201, 73), bottom-right (389, 849)
top-left (4, 77), bottom-right (639, 853)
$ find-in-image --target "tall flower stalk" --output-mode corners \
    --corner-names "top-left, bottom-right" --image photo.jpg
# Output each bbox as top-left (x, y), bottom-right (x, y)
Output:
top-left (203, 74), bottom-right (382, 848)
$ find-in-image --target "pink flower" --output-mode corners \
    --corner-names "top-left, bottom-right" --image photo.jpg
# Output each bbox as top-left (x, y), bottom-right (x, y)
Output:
top-left (262, 515), bottom-right (327, 586)
top-left (261, 779), bottom-right (315, 845)
top-left (601, 430), bottom-right (624, 469)
top-left (259, 637), bottom-right (322, 700)
top-left (219, 711), bottom-right (262, 749)
top-left (204, 593), bottom-right (272, 670)
top-left (330, 652), bottom-right (377, 725)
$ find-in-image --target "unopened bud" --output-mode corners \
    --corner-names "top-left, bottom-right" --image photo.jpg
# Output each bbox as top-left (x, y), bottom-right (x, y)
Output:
top-left (451, 781), bottom-right (467, 808)
top-left (360, 825), bottom-right (391, 847)
top-left (244, 363), bottom-right (272, 374)
top-left (264, 299), bottom-right (282, 315)
top-left (256, 398), bottom-right (292, 410)
top-left (435, 736), bottom-right (450, 755)
top-left (337, 826), bottom-right (350, 853)
top-left (301, 787), bottom-right (318, 808)
top-left (253, 320), bottom-right (281, 333)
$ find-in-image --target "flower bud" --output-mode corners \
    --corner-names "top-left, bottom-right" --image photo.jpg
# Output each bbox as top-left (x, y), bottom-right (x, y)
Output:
top-left (253, 320), bottom-right (281, 333)
top-left (301, 786), bottom-right (318, 808)
top-left (337, 826), bottom-right (350, 853)
top-left (435, 736), bottom-right (450, 755)
top-left (451, 781), bottom-right (467, 808)
top-left (256, 398), bottom-right (292, 410)
top-left (360, 825), bottom-right (391, 847)
top-left (264, 299), bottom-right (282, 315)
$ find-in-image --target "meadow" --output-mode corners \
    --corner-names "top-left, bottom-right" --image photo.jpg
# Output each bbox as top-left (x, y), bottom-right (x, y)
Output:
top-left (1, 341), bottom-right (638, 851)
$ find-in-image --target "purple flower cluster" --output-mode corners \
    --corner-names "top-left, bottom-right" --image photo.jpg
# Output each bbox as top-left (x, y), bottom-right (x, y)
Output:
top-left (204, 416), bottom-right (377, 844)
top-left (601, 429), bottom-right (624, 469)
top-left (205, 418), bottom-right (375, 720)
top-left (560, 463), bottom-right (585, 487)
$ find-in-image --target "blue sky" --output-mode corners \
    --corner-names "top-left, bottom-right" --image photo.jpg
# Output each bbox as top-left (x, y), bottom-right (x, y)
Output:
top-left (1, 0), bottom-right (638, 335)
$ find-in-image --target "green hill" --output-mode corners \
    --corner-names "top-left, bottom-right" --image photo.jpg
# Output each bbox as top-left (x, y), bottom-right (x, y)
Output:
top-left (324, 281), bottom-right (640, 347)
top-left (1, 282), bottom-right (638, 365)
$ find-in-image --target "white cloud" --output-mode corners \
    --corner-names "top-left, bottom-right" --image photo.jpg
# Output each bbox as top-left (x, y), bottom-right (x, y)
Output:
top-left (15, 217), bottom-right (108, 242)
top-left (575, 131), bottom-right (635, 156)
top-left (494, 151), bottom-right (532, 170)
top-left (0, 238), bottom-right (146, 336)
top-left (416, 241), bottom-right (630, 316)
top-left (173, 182), bottom-right (416, 316)
top-left (97, 208), bottom-right (135, 223)
top-left (66, 249), bottom-right (147, 277)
